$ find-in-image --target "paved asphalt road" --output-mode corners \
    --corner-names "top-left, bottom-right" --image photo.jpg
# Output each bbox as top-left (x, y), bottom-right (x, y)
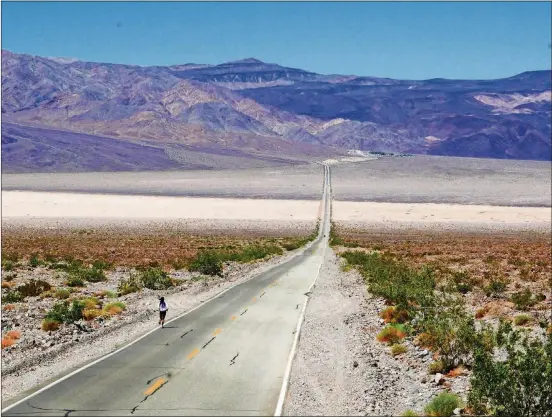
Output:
top-left (2, 165), bottom-right (331, 416)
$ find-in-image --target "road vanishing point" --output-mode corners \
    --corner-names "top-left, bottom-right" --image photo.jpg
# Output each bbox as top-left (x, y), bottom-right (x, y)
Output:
top-left (2, 164), bottom-right (332, 416)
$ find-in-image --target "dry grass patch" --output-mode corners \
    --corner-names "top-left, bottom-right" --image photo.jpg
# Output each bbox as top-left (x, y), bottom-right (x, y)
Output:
top-left (2, 228), bottom-right (311, 269)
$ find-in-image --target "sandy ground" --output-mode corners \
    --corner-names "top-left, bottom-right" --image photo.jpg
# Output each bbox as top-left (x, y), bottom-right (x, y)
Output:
top-left (333, 201), bottom-right (552, 233)
top-left (1, 191), bottom-right (320, 222)
top-left (331, 155), bottom-right (552, 206)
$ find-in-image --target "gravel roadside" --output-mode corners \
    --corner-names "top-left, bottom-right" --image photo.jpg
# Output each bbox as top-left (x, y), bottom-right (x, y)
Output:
top-left (284, 249), bottom-right (469, 416)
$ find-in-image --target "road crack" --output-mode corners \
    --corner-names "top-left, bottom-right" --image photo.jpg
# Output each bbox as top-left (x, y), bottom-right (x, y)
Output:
top-left (180, 329), bottom-right (193, 338)
top-left (202, 336), bottom-right (216, 349)
top-left (230, 352), bottom-right (239, 366)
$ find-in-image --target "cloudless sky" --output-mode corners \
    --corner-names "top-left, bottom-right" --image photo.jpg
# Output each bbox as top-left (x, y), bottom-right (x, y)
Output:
top-left (2, 1), bottom-right (551, 80)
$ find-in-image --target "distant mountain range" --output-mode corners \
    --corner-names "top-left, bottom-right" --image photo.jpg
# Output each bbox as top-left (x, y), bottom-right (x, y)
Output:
top-left (2, 50), bottom-right (551, 172)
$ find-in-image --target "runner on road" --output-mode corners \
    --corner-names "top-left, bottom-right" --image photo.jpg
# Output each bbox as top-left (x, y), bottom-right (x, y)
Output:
top-left (159, 297), bottom-right (168, 328)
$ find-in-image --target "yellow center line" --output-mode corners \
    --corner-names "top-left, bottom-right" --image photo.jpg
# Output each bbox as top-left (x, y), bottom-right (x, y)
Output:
top-left (144, 378), bottom-right (167, 396)
top-left (187, 348), bottom-right (200, 360)
top-left (213, 328), bottom-right (223, 336)
top-left (230, 315), bottom-right (237, 321)
top-left (252, 297), bottom-right (257, 302)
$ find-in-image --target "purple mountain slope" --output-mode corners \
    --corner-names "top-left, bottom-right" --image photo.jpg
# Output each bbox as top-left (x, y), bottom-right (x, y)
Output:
top-left (2, 50), bottom-right (551, 172)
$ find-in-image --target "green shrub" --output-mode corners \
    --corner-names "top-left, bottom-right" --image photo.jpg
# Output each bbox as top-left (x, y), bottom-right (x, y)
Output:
top-left (424, 392), bottom-right (461, 417)
top-left (485, 279), bottom-right (507, 297)
top-left (428, 360), bottom-right (445, 374)
top-left (118, 274), bottom-right (142, 295)
top-left (41, 318), bottom-right (60, 331)
top-left (456, 282), bottom-right (472, 294)
top-left (104, 301), bottom-right (126, 311)
top-left (1, 290), bottom-right (24, 303)
top-left (511, 288), bottom-right (537, 311)
top-left (377, 324), bottom-right (407, 345)
top-left (2, 260), bottom-right (15, 272)
top-left (469, 321), bottom-right (552, 417)
top-left (80, 267), bottom-right (107, 282)
top-left (66, 275), bottom-right (85, 287)
top-left (45, 300), bottom-right (85, 324)
top-left (16, 279), bottom-right (52, 297)
top-left (341, 250), bottom-right (435, 311)
top-left (91, 260), bottom-right (111, 270)
top-left (513, 314), bottom-right (532, 326)
top-left (391, 344), bottom-right (408, 356)
top-left (401, 410), bottom-right (419, 417)
top-left (139, 267), bottom-right (173, 290)
top-left (189, 251), bottom-right (223, 277)
top-left (29, 254), bottom-right (42, 268)
top-left (535, 293), bottom-right (547, 302)
top-left (417, 294), bottom-right (479, 371)
top-left (54, 288), bottom-right (71, 300)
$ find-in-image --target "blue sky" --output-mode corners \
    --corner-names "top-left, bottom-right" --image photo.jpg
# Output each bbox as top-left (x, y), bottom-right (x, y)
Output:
top-left (2, 2), bottom-right (550, 80)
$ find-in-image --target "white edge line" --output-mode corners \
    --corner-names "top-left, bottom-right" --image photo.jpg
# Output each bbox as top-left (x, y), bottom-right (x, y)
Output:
top-left (1, 165), bottom-right (329, 414)
top-left (274, 165), bottom-right (329, 416)
top-left (274, 245), bottom-right (327, 417)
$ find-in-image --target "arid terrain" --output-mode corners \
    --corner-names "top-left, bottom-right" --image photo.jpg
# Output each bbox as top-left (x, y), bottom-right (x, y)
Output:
top-left (2, 156), bottom-right (551, 415)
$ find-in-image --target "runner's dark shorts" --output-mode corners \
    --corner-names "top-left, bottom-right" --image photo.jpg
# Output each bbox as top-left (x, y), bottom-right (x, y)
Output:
top-left (160, 311), bottom-right (167, 320)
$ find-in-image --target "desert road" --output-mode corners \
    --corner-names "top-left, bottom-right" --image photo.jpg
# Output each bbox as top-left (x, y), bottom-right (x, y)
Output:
top-left (1, 164), bottom-right (331, 416)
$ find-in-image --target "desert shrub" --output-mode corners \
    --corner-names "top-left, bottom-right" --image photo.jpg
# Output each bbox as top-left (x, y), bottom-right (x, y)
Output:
top-left (118, 274), bottom-right (142, 295)
top-left (424, 392), bottom-right (461, 417)
top-left (5, 330), bottom-right (21, 340)
top-left (468, 321), bottom-right (552, 417)
top-left (95, 290), bottom-right (117, 299)
top-left (455, 282), bottom-right (472, 294)
top-left (401, 410), bottom-right (419, 417)
top-left (66, 275), bottom-right (85, 287)
top-left (511, 288), bottom-right (537, 311)
top-left (513, 314), bottom-right (532, 326)
top-left (428, 360), bottom-right (445, 374)
top-left (189, 251), bottom-right (223, 277)
top-left (41, 318), bottom-right (60, 331)
top-left (1, 337), bottom-right (15, 349)
top-left (475, 307), bottom-right (489, 319)
top-left (2, 291), bottom-right (24, 303)
top-left (341, 251), bottom-right (435, 310)
top-left (55, 288), bottom-right (71, 299)
top-left (1, 281), bottom-right (15, 289)
top-left (81, 297), bottom-right (100, 310)
top-left (485, 279), bottom-right (507, 297)
top-left (446, 366), bottom-right (466, 378)
top-left (16, 279), bottom-right (52, 297)
top-left (535, 293), bottom-right (547, 302)
top-left (28, 254), bottom-right (42, 268)
top-left (377, 324), bottom-right (407, 345)
top-left (83, 309), bottom-right (102, 321)
top-left (105, 301), bottom-right (126, 310)
top-left (80, 267), bottom-right (107, 283)
top-left (416, 294), bottom-right (479, 371)
top-left (391, 343), bottom-right (408, 356)
top-left (103, 301), bottom-right (126, 316)
top-left (380, 306), bottom-right (409, 324)
top-left (451, 271), bottom-right (474, 294)
top-left (92, 260), bottom-right (111, 270)
top-left (3, 304), bottom-right (16, 311)
top-left (2, 260), bottom-right (15, 271)
top-left (45, 300), bottom-right (85, 324)
top-left (139, 267), bottom-right (173, 290)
